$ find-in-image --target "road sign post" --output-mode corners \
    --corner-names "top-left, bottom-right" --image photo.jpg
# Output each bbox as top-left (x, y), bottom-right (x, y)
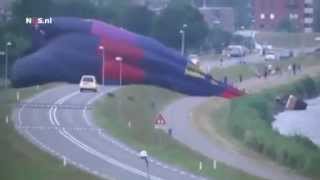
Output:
top-left (63, 156), bottom-right (67, 167)
top-left (16, 91), bottom-right (20, 102)
top-left (154, 113), bottom-right (167, 145)
top-left (199, 161), bottom-right (203, 171)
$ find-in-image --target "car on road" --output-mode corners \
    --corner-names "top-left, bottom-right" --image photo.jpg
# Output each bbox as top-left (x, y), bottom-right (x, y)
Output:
top-left (79, 75), bottom-right (98, 92)
top-left (227, 45), bottom-right (247, 57)
top-left (278, 50), bottom-right (293, 60)
top-left (264, 51), bottom-right (277, 61)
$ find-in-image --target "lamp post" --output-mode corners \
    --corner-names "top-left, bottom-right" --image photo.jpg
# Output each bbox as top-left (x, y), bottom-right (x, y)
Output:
top-left (0, 50), bottom-right (5, 87)
top-left (4, 41), bottom-right (12, 88)
top-left (99, 46), bottom-right (105, 85)
top-left (139, 150), bottom-right (150, 180)
top-left (179, 24), bottom-right (188, 56)
top-left (115, 56), bottom-right (123, 87)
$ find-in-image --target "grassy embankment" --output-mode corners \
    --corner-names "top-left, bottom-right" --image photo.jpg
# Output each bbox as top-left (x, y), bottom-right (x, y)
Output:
top-left (94, 85), bottom-right (261, 180)
top-left (228, 76), bottom-right (320, 179)
top-left (256, 32), bottom-right (320, 48)
top-left (210, 52), bottom-right (320, 84)
top-left (195, 73), bottom-right (320, 179)
top-left (0, 85), bottom-right (101, 180)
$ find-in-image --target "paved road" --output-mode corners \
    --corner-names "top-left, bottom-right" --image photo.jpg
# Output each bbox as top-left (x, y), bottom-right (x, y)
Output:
top-left (162, 97), bottom-right (309, 180)
top-left (13, 85), bottom-right (206, 180)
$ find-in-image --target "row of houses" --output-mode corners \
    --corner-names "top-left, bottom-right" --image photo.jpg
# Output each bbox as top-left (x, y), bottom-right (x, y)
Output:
top-left (140, 0), bottom-right (319, 33)
top-left (253, 0), bottom-right (319, 33)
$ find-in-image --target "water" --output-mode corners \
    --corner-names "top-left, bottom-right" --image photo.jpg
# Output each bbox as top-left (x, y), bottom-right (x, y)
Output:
top-left (273, 96), bottom-right (320, 146)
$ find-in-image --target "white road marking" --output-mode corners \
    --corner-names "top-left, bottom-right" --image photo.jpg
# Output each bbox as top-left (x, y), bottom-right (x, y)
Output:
top-left (53, 90), bottom-right (164, 180)
top-left (59, 128), bottom-right (163, 180)
top-left (82, 90), bottom-right (110, 127)
top-left (17, 86), bottom-right (204, 180)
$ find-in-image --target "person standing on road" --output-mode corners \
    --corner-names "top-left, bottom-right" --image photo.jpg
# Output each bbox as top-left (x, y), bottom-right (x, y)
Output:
top-left (288, 64), bottom-right (292, 75)
top-left (224, 76), bottom-right (228, 84)
top-left (263, 66), bottom-right (268, 79)
top-left (292, 63), bottom-right (296, 75)
top-left (220, 57), bottom-right (224, 66)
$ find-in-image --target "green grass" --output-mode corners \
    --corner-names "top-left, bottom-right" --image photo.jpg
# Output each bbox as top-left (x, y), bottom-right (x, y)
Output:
top-left (210, 64), bottom-right (257, 83)
top-left (209, 52), bottom-right (320, 84)
top-left (0, 85), bottom-right (101, 180)
top-left (199, 76), bottom-right (320, 179)
top-left (256, 32), bottom-right (320, 48)
top-left (262, 52), bottom-right (320, 69)
top-left (94, 85), bottom-right (261, 180)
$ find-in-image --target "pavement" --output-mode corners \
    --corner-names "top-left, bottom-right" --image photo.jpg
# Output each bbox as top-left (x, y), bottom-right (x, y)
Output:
top-left (13, 85), bottom-right (206, 180)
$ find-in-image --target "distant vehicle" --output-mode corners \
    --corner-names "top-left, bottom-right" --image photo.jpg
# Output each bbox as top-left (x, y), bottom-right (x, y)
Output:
top-left (79, 75), bottom-right (98, 92)
top-left (264, 51), bottom-right (277, 61)
top-left (188, 54), bottom-right (200, 65)
top-left (261, 45), bottom-right (273, 56)
top-left (278, 50), bottom-right (293, 60)
top-left (227, 45), bottom-right (247, 57)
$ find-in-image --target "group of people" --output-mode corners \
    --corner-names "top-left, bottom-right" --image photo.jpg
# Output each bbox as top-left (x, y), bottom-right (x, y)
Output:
top-left (260, 63), bottom-right (302, 79)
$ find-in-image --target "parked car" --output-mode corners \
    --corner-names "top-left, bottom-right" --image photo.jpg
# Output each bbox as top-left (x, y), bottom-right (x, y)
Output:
top-left (79, 75), bottom-right (98, 92)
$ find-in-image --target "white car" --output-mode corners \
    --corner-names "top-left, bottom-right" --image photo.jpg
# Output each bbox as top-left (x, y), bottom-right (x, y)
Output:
top-left (79, 75), bottom-right (98, 92)
top-left (264, 52), bottom-right (277, 61)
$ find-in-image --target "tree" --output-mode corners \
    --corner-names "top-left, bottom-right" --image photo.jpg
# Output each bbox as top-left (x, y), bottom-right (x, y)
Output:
top-left (120, 5), bottom-right (155, 36)
top-left (230, 0), bottom-right (252, 28)
top-left (277, 19), bottom-right (298, 32)
top-left (152, 1), bottom-right (209, 50)
top-left (205, 28), bottom-right (232, 53)
top-left (50, 0), bottom-right (97, 18)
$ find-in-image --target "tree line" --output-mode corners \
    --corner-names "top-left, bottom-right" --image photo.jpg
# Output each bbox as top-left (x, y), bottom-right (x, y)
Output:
top-left (1, 0), bottom-right (235, 60)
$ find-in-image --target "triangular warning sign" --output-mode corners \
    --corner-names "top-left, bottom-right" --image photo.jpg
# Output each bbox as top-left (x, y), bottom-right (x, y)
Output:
top-left (154, 113), bottom-right (166, 126)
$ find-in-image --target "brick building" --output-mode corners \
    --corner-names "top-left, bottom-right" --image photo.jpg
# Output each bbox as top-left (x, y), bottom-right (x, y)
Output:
top-left (253, 0), bottom-right (315, 32)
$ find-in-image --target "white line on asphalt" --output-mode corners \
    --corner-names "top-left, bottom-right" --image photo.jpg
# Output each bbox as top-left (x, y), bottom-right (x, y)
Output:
top-left (52, 90), bottom-right (164, 180)
top-left (59, 128), bottom-right (163, 180)
top-left (15, 88), bottom-right (114, 180)
top-left (82, 89), bottom-right (110, 127)
top-left (50, 91), bottom-right (79, 126)
top-left (17, 85), bottom-right (64, 127)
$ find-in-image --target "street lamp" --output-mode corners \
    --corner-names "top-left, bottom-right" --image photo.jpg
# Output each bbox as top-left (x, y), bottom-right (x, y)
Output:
top-left (115, 56), bottom-right (123, 87)
top-left (98, 45), bottom-right (105, 85)
top-left (179, 24), bottom-right (188, 56)
top-left (4, 41), bottom-right (12, 88)
top-left (0, 50), bottom-right (5, 87)
top-left (139, 150), bottom-right (150, 180)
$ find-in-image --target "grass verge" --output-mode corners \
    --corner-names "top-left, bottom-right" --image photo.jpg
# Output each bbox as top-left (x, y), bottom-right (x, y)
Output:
top-left (94, 85), bottom-right (261, 180)
top-left (256, 32), bottom-right (320, 48)
top-left (0, 85), bottom-right (101, 180)
top-left (199, 76), bottom-right (320, 179)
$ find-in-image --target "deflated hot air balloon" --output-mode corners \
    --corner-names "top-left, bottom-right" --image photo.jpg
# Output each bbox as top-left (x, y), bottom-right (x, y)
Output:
top-left (10, 17), bottom-right (243, 98)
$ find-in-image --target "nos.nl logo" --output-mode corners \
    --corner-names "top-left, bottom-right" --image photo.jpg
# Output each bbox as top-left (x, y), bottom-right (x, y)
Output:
top-left (25, 17), bottom-right (53, 25)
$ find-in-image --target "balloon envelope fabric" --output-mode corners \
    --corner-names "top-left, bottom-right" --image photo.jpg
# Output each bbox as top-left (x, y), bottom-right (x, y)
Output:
top-left (11, 17), bottom-right (243, 98)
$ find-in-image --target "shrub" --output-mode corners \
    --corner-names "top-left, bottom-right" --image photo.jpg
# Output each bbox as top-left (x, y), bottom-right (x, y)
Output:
top-left (224, 75), bottom-right (320, 177)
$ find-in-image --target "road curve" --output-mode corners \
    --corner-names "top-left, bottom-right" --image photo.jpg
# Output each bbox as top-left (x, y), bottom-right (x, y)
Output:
top-left (161, 97), bottom-right (309, 180)
top-left (13, 84), bottom-right (205, 180)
